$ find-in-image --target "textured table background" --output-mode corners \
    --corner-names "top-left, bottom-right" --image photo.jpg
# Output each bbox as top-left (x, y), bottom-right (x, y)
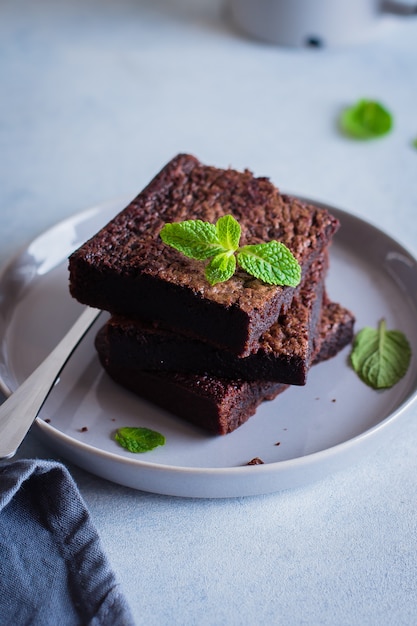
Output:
top-left (1, 1), bottom-right (417, 624)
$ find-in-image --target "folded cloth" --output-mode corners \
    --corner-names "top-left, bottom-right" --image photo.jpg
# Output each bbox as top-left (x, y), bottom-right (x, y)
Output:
top-left (0, 459), bottom-right (135, 626)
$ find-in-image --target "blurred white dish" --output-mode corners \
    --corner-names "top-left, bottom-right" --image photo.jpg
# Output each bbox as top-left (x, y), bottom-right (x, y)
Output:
top-left (227, 0), bottom-right (415, 47)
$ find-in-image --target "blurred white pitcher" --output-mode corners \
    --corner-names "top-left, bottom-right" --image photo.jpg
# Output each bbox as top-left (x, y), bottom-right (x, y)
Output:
top-left (227, 0), bottom-right (417, 47)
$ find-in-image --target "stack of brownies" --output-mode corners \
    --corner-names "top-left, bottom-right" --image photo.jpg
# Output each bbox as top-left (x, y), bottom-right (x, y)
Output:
top-left (69, 154), bottom-right (354, 434)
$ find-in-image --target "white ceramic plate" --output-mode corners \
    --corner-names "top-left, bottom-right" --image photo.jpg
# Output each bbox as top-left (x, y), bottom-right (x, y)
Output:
top-left (1, 197), bottom-right (417, 498)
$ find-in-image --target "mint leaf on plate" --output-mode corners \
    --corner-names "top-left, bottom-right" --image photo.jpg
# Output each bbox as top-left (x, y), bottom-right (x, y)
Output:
top-left (115, 426), bottom-right (166, 453)
top-left (340, 99), bottom-right (393, 140)
top-left (237, 241), bottom-right (302, 287)
top-left (350, 319), bottom-right (411, 389)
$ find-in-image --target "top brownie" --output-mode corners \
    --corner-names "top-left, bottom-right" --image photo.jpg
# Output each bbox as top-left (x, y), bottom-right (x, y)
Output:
top-left (69, 154), bottom-right (339, 355)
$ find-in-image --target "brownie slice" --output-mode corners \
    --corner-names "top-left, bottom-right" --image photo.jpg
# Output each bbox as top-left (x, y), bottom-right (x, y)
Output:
top-left (95, 300), bottom-right (354, 435)
top-left (69, 154), bottom-right (339, 356)
top-left (96, 254), bottom-right (326, 385)
top-left (102, 364), bottom-right (289, 436)
top-left (312, 294), bottom-right (355, 362)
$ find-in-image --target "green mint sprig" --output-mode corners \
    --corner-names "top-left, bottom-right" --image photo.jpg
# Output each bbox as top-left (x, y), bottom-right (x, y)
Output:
top-left (160, 215), bottom-right (301, 287)
top-left (115, 426), bottom-right (166, 453)
top-left (340, 99), bottom-right (393, 140)
top-left (350, 319), bottom-right (411, 390)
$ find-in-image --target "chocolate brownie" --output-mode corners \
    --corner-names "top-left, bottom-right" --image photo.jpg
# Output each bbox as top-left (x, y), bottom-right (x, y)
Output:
top-left (69, 154), bottom-right (339, 356)
top-left (95, 255), bottom-right (327, 385)
top-left (95, 299), bottom-right (354, 435)
top-left (312, 294), bottom-right (355, 362)
top-left (101, 363), bottom-right (289, 435)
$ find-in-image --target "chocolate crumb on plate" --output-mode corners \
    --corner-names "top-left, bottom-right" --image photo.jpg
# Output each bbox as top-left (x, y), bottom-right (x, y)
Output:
top-left (247, 457), bottom-right (264, 465)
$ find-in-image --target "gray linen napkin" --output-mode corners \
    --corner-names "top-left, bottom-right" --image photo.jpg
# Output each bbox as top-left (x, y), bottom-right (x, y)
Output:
top-left (0, 459), bottom-right (135, 626)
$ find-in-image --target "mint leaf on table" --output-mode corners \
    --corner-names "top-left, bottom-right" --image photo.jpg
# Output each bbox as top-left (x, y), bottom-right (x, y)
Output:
top-left (160, 215), bottom-right (301, 288)
top-left (237, 242), bottom-right (301, 287)
top-left (115, 427), bottom-right (166, 453)
top-left (340, 99), bottom-right (393, 140)
top-left (350, 319), bottom-right (411, 389)
top-left (413, 137), bottom-right (417, 149)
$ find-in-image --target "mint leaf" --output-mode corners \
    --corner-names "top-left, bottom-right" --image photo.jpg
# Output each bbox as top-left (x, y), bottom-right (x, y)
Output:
top-left (205, 252), bottom-right (236, 285)
top-left (340, 99), bottom-right (393, 140)
top-left (215, 214), bottom-right (241, 251)
top-left (160, 220), bottom-right (225, 260)
top-left (115, 426), bottom-right (165, 453)
top-left (160, 215), bottom-right (301, 287)
top-left (350, 319), bottom-right (411, 389)
top-left (412, 137), bottom-right (417, 150)
top-left (237, 242), bottom-right (301, 287)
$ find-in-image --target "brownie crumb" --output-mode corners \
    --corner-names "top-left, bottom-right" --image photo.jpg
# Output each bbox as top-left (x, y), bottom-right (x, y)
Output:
top-left (275, 441), bottom-right (281, 446)
top-left (331, 398), bottom-right (336, 403)
top-left (44, 418), bottom-right (51, 423)
top-left (247, 457), bottom-right (264, 465)
top-left (79, 426), bottom-right (88, 432)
